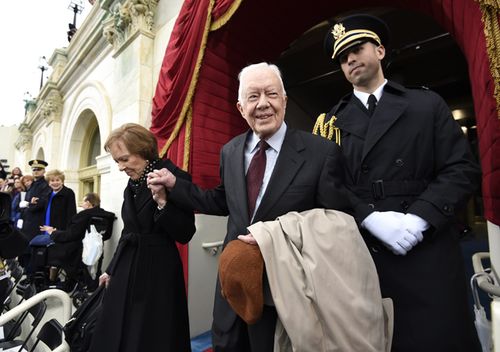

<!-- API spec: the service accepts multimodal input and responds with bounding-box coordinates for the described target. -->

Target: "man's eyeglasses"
[31,168,43,171]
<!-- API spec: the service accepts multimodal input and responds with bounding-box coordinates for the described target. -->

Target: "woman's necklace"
[129,159,160,195]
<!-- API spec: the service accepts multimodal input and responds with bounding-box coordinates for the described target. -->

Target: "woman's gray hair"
[237,62,287,103]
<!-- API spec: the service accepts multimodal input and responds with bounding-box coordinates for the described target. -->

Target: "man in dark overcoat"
[21,160,51,239]
[18,159,51,271]
[148,62,349,352]
[315,14,482,352]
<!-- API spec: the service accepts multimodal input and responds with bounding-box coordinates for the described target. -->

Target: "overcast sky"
[0,1,91,127]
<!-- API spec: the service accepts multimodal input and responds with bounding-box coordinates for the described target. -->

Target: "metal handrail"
[0,289,72,352]
[201,240,224,256]
[201,240,224,249]
[472,252,500,297]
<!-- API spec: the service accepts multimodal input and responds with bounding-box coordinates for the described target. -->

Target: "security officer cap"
[324,14,390,60]
[28,159,48,169]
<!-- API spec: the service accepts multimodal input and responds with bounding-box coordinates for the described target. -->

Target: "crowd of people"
[1,13,483,352]
[0,157,114,294]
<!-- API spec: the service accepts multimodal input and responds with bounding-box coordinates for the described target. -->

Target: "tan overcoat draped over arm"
[249,208,393,352]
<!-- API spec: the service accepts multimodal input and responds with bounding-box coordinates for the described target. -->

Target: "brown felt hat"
[218,240,264,325]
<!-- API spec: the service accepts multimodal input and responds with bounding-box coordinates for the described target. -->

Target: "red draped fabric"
[150,0,242,290]
[151,0,500,285]
[151,0,212,155]
[399,0,500,225]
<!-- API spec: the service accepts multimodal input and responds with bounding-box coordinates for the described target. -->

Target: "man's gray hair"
[237,62,287,103]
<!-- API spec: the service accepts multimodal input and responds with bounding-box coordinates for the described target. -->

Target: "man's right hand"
[361,211,420,255]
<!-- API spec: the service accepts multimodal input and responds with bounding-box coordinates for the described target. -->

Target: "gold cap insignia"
[332,23,346,40]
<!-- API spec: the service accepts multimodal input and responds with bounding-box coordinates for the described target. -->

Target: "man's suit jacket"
[170,127,349,332]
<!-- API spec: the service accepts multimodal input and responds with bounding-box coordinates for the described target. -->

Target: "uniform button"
[368,203,375,209]
[400,201,409,211]
[443,204,454,213]
[361,164,369,173]
[395,158,404,167]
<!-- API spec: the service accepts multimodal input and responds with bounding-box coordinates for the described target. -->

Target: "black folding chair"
[0,298,46,351]
[29,318,64,351]
[2,262,24,309]
[0,284,42,345]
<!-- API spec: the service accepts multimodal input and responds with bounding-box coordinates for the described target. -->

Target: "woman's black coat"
[89,159,196,352]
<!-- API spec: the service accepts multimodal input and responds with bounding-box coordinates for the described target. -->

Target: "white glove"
[402,213,429,243]
[362,211,418,255]
[19,200,29,208]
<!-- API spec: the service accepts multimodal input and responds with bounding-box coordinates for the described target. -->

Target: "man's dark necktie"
[247,140,269,218]
[367,94,377,116]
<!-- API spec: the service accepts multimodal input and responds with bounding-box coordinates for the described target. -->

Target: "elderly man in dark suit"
[315,14,481,352]
[148,62,349,352]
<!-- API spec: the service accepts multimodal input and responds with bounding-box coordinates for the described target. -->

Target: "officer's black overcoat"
[326,80,481,352]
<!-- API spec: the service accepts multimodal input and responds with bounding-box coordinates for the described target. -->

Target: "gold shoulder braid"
[313,113,341,146]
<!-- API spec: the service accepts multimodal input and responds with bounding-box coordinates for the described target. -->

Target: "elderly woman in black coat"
[89,123,196,352]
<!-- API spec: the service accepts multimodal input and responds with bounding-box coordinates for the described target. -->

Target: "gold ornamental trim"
[183,106,193,171]
[476,0,500,118]
[313,113,341,146]
[210,0,243,31]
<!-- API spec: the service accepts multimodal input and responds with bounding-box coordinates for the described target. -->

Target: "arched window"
[36,148,45,161]
[78,116,101,199]
[87,128,101,167]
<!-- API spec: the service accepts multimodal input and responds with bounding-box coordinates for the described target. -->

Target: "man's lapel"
[361,90,408,160]
[335,95,370,139]
[254,129,305,221]
[226,133,252,224]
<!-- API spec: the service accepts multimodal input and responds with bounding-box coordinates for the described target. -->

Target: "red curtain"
[151,0,211,153]
[415,0,500,225]
[150,0,240,154]
[150,0,242,291]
